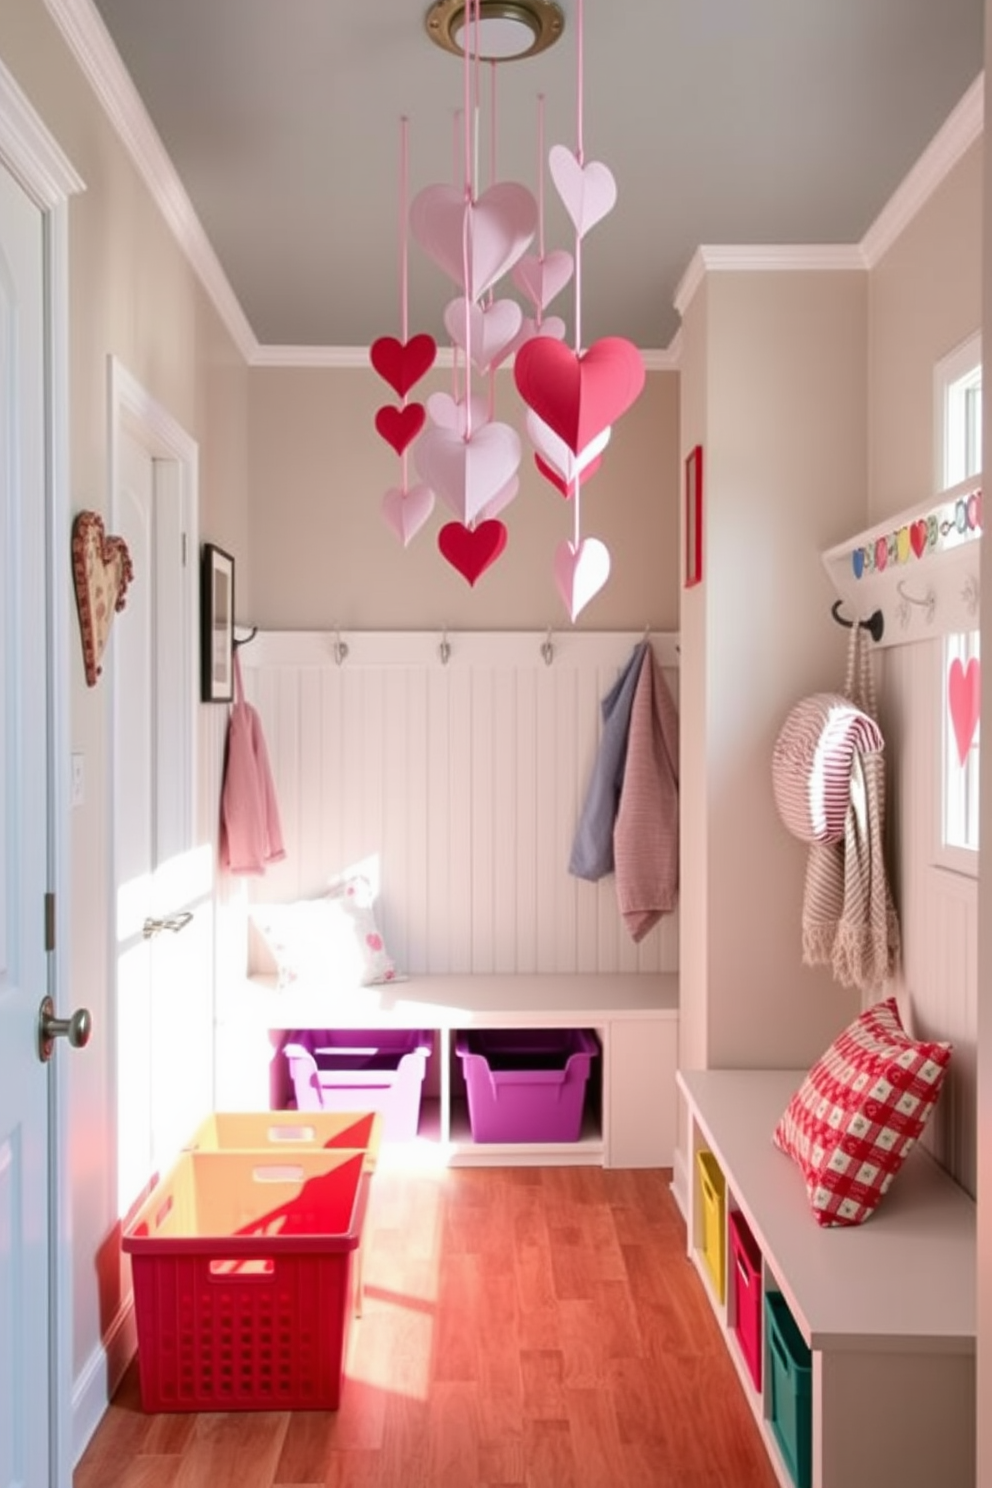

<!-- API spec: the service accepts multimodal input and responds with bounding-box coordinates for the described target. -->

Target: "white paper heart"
[548,146,618,238]
[444,296,523,372]
[554,537,611,622]
[511,249,574,313]
[495,313,567,370]
[381,483,435,547]
[526,410,612,485]
[415,420,522,526]
[426,390,490,434]
[476,473,519,523]
[410,181,537,301]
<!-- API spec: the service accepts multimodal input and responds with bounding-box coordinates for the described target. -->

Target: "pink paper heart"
[374,402,426,456]
[369,334,437,397]
[535,452,602,498]
[526,410,611,485]
[426,390,490,434]
[414,420,522,526]
[948,656,981,765]
[554,538,611,622]
[511,250,574,313]
[443,296,523,372]
[548,146,618,237]
[381,483,435,547]
[495,313,567,370]
[514,336,645,456]
[410,182,537,301]
[477,473,519,522]
[438,520,508,587]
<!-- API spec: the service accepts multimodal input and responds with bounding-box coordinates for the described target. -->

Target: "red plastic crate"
[728,1207,763,1392]
[121,1149,368,1412]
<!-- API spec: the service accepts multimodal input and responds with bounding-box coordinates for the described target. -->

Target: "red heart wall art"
[369,334,437,398]
[514,336,646,457]
[375,403,426,456]
[438,520,508,587]
[948,656,981,765]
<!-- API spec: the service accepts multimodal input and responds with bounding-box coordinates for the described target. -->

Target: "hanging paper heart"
[948,656,981,765]
[71,510,135,687]
[554,537,611,622]
[515,336,646,456]
[477,474,519,523]
[535,452,603,498]
[375,402,426,456]
[511,249,574,313]
[548,145,618,238]
[495,313,567,370]
[910,519,928,558]
[369,334,437,398]
[526,410,611,485]
[443,296,523,373]
[415,420,522,526]
[438,520,508,586]
[409,182,537,301]
[426,390,490,434]
[381,483,435,547]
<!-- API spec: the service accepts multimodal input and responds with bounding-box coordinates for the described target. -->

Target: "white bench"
[215,971,678,1167]
[678,1068,976,1488]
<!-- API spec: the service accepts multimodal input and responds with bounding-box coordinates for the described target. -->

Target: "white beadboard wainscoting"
[236,629,680,979]
[881,638,977,1195]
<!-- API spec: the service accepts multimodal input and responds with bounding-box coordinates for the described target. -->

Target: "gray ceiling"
[90,0,984,352]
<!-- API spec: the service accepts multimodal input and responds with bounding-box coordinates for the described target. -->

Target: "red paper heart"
[948,656,981,765]
[369,334,437,398]
[513,336,646,456]
[910,519,928,558]
[437,520,507,586]
[534,452,603,498]
[375,402,426,456]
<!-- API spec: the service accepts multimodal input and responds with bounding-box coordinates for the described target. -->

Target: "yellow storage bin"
[696,1148,726,1303]
[183,1110,382,1171]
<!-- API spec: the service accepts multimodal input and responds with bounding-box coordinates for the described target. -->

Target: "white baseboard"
[72,1296,136,1466]
[670,1143,689,1223]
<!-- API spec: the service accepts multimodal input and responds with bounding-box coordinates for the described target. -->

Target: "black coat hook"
[830,600,884,644]
[233,625,258,649]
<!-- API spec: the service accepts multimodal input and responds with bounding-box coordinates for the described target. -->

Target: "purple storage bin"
[454,1028,599,1143]
[282,1029,431,1141]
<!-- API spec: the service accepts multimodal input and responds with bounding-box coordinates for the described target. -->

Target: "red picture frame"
[685,444,703,587]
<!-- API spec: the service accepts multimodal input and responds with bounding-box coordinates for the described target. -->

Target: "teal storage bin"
[764,1291,812,1488]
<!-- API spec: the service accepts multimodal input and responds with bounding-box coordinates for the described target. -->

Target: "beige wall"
[0,0,249,1421]
[247,365,679,631]
[868,139,983,525]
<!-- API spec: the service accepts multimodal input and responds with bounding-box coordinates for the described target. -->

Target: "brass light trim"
[425,0,565,62]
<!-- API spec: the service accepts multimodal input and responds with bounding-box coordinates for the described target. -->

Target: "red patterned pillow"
[773,998,951,1227]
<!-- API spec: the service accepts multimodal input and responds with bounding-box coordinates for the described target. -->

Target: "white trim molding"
[251,341,681,372]
[0,52,84,206]
[674,243,865,319]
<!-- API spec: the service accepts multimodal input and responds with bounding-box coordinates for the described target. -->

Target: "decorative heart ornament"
[948,656,981,765]
[415,421,521,526]
[910,519,928,558]
[71,510,135,687]
[438,520,508,586]
[514,336,646,456]
[375,402,426,456]
[535,452,603,498]
[851,548,865,579]
[409,182,537,301]
[426,390,490,433]
[381,484,435,547]
[896,526,911,563]
[476,474,519,523]
[554,537,611,622]
[495,313,567,370]
[548,146,618,237]
[369,334,437,398]
[526,410,611,486]
[444,296,523,373]
[511,249,574,312]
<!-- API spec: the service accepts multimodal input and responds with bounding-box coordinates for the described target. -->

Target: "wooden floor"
[74,1161,778,1488]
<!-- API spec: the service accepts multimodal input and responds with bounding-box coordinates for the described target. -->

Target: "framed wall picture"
[685,444,703,588]
[201,543,235,702]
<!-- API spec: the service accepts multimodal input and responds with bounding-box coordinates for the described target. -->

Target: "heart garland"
[71,510,134,687]
[438,519,508,587]
[370,333,437,399]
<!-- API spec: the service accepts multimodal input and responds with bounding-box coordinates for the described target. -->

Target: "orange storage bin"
[183,1110,382,1171]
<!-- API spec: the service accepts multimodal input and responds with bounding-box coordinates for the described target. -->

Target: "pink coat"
[220,652,286,874]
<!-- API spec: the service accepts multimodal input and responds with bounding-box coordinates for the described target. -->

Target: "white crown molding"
[252,340,680,372]
[673,243,865,318]
[861,71,984,268]
[0,52,84,206]
[43,0,258,362]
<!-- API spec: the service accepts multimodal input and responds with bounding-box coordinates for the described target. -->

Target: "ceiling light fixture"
[425,0,564,63]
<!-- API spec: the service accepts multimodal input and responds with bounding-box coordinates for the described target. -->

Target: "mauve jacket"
[220,652,286,875]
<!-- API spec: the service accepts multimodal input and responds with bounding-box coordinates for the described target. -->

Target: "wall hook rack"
[233,624,257,649]
[830,600,884,643]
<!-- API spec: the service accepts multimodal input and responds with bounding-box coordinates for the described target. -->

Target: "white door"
[0,159,53,1488]
[112,404,210,1218]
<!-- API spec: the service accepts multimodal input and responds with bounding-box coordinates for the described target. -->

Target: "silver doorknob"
[38,995,92,1064]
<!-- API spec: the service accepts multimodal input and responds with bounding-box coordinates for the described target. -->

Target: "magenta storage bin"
[728,1207,763,1392]
[454,1028,599,1143]
[282,1029,431,1141]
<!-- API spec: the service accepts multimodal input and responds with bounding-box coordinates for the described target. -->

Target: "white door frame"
[0,56,84,1488]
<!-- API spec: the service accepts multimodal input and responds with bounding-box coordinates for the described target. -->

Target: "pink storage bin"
[282,1029,431,1141]
[728,1206,763,1392]
[454,1028,599,1143]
